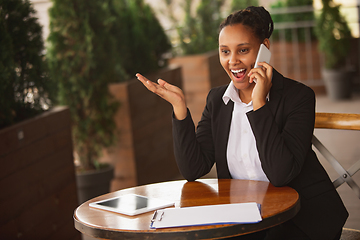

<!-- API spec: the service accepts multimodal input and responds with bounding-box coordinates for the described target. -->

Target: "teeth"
[231,69,245,73]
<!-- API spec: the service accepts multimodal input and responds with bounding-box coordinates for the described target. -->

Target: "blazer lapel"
[267,69,284,116]
[215,99,233,179]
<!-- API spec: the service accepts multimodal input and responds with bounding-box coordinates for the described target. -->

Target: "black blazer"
[172,70,348,240]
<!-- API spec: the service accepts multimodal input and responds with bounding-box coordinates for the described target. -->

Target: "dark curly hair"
[219,6,274,43]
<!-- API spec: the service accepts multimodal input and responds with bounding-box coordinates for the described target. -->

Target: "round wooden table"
[74,179,300,239]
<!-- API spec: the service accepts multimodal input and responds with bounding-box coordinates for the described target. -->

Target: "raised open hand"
[136,73,188,120]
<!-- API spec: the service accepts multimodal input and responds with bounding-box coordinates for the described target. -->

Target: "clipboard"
[150,202,262,229]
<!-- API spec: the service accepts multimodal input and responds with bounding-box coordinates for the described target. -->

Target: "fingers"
[136,73,169,90]
[158,79,184,96]
[136,73,153,90]
[135,73,149,84]
[255,62,273,80]
[136,73,165,97]
[248,68,265,84]
[136,73,185,104]
[248,62,273,83]
[136,74,155,92]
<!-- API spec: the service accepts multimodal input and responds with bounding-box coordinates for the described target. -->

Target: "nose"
[228,53,239,65]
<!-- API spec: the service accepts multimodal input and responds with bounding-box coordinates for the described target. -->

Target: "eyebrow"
[219,43,251,47]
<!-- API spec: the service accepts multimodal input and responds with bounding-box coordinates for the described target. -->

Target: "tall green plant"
[47,0,124,170]
[47,0,171,170]
[315,0,352,69]
[0,0,53,129]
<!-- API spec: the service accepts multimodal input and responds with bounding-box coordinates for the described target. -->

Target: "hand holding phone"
[253,44,271,83]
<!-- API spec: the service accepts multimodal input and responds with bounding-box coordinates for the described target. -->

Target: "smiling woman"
[137,6,348,240]
[218,23,271,106]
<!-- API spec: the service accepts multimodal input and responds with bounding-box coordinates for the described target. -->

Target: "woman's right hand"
[136,73,188,120]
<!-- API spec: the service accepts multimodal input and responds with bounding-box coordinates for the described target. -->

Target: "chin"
[232,79,253,90]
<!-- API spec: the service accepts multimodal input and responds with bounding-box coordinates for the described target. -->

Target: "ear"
[263,38,270,50]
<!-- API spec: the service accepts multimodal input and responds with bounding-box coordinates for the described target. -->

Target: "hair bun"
[246,6,273,39]
[219,6,274,41]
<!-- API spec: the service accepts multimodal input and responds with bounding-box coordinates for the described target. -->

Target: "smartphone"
[254,44,271,68]
[253,44,271,83]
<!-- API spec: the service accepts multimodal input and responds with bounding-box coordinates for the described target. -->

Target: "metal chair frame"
[312,113,360,199]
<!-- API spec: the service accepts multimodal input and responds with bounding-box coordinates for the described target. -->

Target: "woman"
[136,6,348,240]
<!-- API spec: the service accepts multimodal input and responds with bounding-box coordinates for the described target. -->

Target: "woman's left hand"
[248,62,273,111]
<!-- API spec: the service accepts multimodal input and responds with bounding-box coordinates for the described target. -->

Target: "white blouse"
[222,82,269,182]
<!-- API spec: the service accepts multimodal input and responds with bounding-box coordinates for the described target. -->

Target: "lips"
[231,69,246,79]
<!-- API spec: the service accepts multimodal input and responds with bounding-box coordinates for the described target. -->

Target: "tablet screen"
[89,194,174,216]
[96,195,148,209]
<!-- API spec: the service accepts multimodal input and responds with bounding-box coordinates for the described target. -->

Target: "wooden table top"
[74,179,300,240]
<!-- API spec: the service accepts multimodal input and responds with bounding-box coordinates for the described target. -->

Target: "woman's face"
[219,23,262,91]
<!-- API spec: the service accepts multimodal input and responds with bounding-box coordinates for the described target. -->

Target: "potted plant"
[47,0,125,203]
[102,0,182,188]
[0,1,79,239]
[0,0,54,128]
[47,0,176,199]
[315,0,353,100]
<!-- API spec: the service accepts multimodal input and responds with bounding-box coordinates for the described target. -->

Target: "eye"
[239,48,249,54]
[221,49,229,54]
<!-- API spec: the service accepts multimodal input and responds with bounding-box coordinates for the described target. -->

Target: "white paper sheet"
[150,202,262,229]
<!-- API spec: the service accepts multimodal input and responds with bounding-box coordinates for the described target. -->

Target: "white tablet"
[89,194,174,216]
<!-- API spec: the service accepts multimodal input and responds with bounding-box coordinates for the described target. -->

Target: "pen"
[151,211,158,223]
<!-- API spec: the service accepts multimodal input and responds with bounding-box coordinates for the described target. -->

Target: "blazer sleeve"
[247,80,316,187]
[172,95,216,181]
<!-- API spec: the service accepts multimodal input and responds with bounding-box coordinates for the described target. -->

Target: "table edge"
[74,196,300,239]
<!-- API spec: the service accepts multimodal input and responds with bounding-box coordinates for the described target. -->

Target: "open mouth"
[231,69,246,79]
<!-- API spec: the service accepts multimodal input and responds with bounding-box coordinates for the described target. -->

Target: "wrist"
[253,98,266,111]
[173,104,187,120]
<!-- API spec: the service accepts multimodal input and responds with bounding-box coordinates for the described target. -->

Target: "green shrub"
[47,0,171,170]
[0,0,53,129]
[315,0,352,69]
